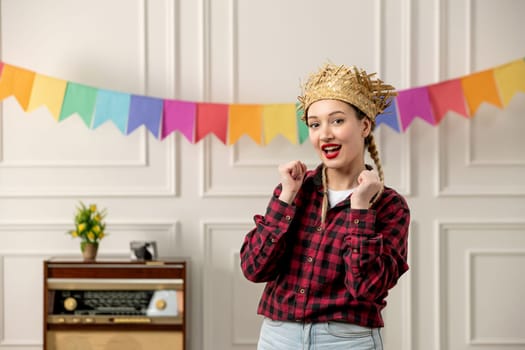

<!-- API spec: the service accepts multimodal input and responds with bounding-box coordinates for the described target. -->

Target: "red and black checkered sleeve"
[343,188,410,300]
[240,185,296,282]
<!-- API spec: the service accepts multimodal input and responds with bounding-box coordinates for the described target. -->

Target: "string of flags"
[0,58,524,145]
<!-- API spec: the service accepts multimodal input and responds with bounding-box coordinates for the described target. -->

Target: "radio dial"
[156,299,167,310]
[64,297,78,311]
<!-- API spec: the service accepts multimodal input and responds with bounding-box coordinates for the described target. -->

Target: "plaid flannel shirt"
[240,164,410,328]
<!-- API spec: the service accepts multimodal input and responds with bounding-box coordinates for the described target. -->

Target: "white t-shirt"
[327,188,353,208]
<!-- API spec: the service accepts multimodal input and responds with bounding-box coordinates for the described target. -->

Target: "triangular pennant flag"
[461,69,502,115]
[0,62,4,77]
[427,78,469,123]
[127,95,163,138]
[375,98,401,132]
[93,89,130,134]
[195,103,229,144]
[162,100,197,142]
[397,86,436,131]
[228,104,263,145]
[263,104,298,144]
[59,82,98,127]
[0,64,36,111]
[296,103,309,144]
[493,59,525,106]
[26,74,67,119]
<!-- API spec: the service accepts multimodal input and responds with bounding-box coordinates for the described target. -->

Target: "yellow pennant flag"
[263,104,298,144]
[461,69,502,115]
[27,74,67,119]
[228,104,263,145]
[493,59,525,107]
[0,64,36,111]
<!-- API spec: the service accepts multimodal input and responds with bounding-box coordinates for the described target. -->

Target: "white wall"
[1,0,524,349]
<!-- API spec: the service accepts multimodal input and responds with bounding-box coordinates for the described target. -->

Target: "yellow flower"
[68,202,108,244]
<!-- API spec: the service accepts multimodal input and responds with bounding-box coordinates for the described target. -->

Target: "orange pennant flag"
[461,69,502,115]
[27,74,67,119]
[228,104,263,145]
[263,104,298,144]
[493,59,525,107]
[0,64,36,111]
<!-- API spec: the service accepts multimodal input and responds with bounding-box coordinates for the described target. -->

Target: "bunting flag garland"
[0,57,524,145]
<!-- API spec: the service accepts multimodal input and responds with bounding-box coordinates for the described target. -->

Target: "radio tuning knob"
[155,299,167,310]
[64,297,77,311]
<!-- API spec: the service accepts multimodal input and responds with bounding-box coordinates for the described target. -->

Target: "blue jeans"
[257,318,383,350]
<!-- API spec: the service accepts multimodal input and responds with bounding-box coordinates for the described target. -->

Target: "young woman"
[240,63,410,350]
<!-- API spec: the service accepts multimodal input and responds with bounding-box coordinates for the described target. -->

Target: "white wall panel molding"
[435,221,525,350]
[0,136,177,197]
[202,221,262,350]
[0,221,179,254]
[466,249,525,345]
[0,0,179,198]
[436,89,525,194]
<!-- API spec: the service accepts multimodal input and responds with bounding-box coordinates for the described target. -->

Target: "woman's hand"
[351,170,383,209]
[278,160,307,204]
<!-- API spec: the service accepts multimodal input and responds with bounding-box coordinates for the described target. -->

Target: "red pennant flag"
[195,103,229,144]
[428,78,469,123]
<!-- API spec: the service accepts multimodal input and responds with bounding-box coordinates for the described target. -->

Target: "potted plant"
[67,202,108,260]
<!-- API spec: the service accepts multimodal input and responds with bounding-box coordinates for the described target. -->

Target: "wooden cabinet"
[43,257,188,350]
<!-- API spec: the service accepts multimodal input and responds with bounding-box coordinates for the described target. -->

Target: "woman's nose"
[319,125,333,142]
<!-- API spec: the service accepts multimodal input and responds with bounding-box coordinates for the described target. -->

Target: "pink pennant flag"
[428,79,469,123]
[162,100,197,142]
[397,86,436,131]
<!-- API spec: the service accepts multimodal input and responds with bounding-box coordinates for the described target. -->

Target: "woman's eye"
[308,122,320,129]
[333,118,345,125]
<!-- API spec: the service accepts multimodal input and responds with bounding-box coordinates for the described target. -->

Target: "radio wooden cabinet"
[43,257,188,350]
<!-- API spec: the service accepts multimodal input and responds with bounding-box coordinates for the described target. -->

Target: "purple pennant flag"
[375,98,400,132]
[397,86,436,131]
[162,100,197,141]
[127,95,163,138]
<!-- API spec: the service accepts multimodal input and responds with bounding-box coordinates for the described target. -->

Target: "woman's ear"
[362,117,372,137]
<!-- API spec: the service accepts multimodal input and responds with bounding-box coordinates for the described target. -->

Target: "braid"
[321,165,328,225]
[366,133,384,183]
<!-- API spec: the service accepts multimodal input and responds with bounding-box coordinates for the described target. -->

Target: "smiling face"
[307,99,371,172]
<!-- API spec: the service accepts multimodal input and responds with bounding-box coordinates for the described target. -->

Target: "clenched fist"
[351,170,383,209]
[278,160,307,204]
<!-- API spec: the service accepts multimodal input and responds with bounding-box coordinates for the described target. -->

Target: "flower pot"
[81,242,99,261]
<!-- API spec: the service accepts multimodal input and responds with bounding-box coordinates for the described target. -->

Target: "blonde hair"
[319,108,384,225]
[299,63,393,224]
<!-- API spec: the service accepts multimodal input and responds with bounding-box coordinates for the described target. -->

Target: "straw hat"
[298,63,397,121]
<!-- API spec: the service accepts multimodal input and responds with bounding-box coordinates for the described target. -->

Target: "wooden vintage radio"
[43,257,188,350]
